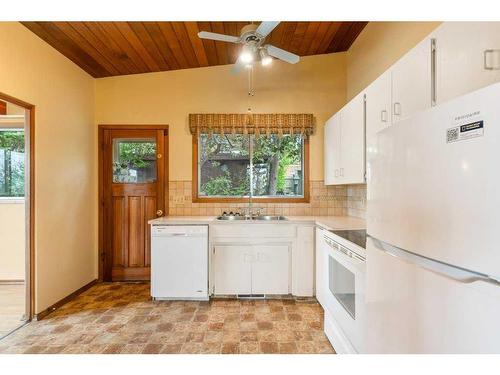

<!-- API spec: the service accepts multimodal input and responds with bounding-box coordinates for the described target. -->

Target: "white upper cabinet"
[365,70,392,140]
[391,37,433,123]
[340,93,366,184]
[324,93,365,185]
[324,111,341,185]
[433,22,500,104]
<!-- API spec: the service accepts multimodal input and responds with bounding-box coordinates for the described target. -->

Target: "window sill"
[0,197,25,204]
[193,196,310,204]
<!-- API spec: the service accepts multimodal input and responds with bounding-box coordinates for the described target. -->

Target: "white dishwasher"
[151,225,209,300]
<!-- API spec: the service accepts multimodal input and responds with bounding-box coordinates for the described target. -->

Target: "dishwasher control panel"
[152,225,208,236]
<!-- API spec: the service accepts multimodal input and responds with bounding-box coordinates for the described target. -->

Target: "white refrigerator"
[365,82,500,353]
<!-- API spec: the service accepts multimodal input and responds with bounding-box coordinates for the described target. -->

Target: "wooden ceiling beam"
[84,21,138,74]
[184,22,209,68]
[197,22,218,66]
[157,22,190,69]
[142,22,179,70]
[210,22,229,66]
[22,21,106,77]
[114,22,162,72]
[127,22,170,71]
[171,22,200,69]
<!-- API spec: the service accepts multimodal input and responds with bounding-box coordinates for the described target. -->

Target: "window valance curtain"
[189,113,315,137]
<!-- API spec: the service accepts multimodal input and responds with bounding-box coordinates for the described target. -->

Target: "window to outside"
[0,129,25,197]
[197,134,305,199]
[112,138,157,183]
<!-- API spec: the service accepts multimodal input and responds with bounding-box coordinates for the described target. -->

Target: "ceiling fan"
[198,22,300,73]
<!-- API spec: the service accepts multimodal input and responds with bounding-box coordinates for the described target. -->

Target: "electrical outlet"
[173,196,185,204]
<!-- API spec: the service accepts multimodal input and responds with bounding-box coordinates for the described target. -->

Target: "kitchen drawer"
[211,224,296,238]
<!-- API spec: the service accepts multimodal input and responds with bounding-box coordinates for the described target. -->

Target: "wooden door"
[102,128,167,281]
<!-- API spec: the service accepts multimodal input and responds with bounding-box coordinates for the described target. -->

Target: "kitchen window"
[193,133,309,202]
[0,129,25,198]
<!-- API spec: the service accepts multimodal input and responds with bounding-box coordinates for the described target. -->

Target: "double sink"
[216,215,288,221]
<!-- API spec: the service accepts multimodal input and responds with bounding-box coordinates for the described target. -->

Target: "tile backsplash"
[347,184,367,219]
[168,180,367,218]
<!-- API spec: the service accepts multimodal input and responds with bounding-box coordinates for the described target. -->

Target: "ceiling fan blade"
[231,56,246,75]
[256,21,280,38]
[198,31,239,43]
[266,45,300,64]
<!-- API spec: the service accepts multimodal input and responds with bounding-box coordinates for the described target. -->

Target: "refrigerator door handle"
[368,235,500,285]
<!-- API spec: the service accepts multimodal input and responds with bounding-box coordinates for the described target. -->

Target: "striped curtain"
[189,113,315,137]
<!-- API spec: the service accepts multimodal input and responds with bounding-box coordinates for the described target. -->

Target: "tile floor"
[0,282,335,354]
[0,283,26,338]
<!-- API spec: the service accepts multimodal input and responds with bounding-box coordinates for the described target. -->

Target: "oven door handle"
[368,235,500,285]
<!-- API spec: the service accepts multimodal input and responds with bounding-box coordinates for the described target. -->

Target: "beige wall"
[346,22,441,100]
[96,52,347,182]
[0,202,25,280]
[0,22,96,313]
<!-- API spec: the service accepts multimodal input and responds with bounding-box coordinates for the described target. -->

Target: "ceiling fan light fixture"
[240,45,254,64]
[260,48,272,66]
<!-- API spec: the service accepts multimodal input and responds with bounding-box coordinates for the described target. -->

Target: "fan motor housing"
[240,24,264,44]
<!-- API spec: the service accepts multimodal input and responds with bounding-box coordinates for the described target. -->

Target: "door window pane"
[113,138,157,183]
[0,130,25,197]
[198,134,250,197]
[329,255,356,319]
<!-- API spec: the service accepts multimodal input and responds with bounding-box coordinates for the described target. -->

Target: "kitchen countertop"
[148,215,365,231]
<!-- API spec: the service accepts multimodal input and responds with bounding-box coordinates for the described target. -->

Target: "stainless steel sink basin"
[216,215,248,220]
[253,215,288,221]
[216,215,288,221]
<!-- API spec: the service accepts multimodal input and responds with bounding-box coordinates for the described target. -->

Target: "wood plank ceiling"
[21,22,368,78]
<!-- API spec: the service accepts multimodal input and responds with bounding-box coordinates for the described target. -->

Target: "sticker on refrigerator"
[446,120,484,143]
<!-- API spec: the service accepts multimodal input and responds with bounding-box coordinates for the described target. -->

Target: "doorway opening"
[0,93,34,339]
[98,125,169,282]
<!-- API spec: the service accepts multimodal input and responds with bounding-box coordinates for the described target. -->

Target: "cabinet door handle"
[484,49,500,70]
[393,102,402,116]
[381,110,388,122]
[431,38,437,106]
[340,168,344,177]
[334,169,339,177]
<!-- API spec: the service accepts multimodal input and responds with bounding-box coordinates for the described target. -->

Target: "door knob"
[156,209,164,217]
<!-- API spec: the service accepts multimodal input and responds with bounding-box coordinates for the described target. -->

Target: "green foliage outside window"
[0,130,25,197]
[199,134,303,197]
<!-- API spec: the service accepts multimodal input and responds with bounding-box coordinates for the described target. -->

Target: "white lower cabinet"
[251,245,290,295]
[213,245,252,295]
[211,224,314,297]
[293,226,315,296]
[213,243,290,295]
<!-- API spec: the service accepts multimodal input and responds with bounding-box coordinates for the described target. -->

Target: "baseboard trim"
[0,279,25,285]
[35,279,98,321]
